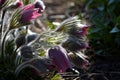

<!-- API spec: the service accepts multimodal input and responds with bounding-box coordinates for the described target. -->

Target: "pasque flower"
[20,4,41,22]
[0,0,5,4]
[80,26,89,36]
[15,1,23,8]
[22,4,34,11]
[9,4,42,29]
[34,0,45,13]
[20,9,41,22]
[48,46,72,73]
[62,37,88,52]
[0,0,6,8]
[15,33,26,48]
[20,46,34,60]
[69,25,89,37]
[68,53,89,69]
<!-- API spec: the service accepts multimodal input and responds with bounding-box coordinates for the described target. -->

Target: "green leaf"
[46,21,56,30]
[117,16,120,25]
[97,5,104,11]
[108,0,115,5]
[110,26,120,33]
[93,19,106,28]
[38,49,45,56]
[96,50,103,55]
[115,37,120,45]
[85,0,93,9]
[107,9,116,23]
[78,13,82,19]
[22,0,34,5]
[5,40,15,55]
[108,0,120,5]
[90,27,102,33]
[51,74,62,80]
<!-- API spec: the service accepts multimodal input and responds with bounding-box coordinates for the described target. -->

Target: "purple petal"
[20,9,41,22]
[22,4,34,11]
[48,46,72,72]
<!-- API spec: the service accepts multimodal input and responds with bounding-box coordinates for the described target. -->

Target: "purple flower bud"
[48,46,72,73]
[68,53,89,69]
[62,38,89,52]
[20,46,34,60]
[70,26,89,37]
[15,34,26,48]
[34,1,45,13]
[80,42,89,49]
[19,4,42,22]
[22,4,34,11]
[20,9,41,22]
[80,26,88,36]
[0,0,5,4]
[15,1,23,8]
[27,34,37,43]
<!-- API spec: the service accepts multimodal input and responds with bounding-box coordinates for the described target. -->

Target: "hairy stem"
[1,28,10,64]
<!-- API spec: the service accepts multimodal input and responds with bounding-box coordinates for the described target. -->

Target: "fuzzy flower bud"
[69,25,89,37]
[34,0,45,13]
[19,4,41,23]
[68,53,89,68]
[80,26,89,36]
[48,46,72,73]
[15,1,23,8]
[0,0,5,4]
[20,9,41,22]
[15,33,26,48]
[22,4,34,11]
[9,4,42,29]
[62,37,89,52]
[20,46,34,60]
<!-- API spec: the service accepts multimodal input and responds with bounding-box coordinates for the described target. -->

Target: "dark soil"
[86,55,120,80]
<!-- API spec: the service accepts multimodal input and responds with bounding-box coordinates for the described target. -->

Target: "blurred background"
[43,0,87,21]
[30,0,88,33]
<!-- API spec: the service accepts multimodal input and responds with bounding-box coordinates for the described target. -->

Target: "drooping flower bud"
[0,0,6,4]
[22,4,34,11]
[19,4,43,23]
[15,33,26,48]
[20,8,41,22]
[69,25,89,37]
[15,58,52,77]
[9,4,42,30]
[62,37,89,52]
[48,46,72,73]
[26,34,37,43]
[80,26,89,36]
[80,42,89,49]
[0,0,7,9]
[68,53,89,69]
[20,46,34,60]
[34,0,45,13]
[15,1,23,8]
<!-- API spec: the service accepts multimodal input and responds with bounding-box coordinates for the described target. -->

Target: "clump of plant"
[86,0,120,56]
[0,0,89,80]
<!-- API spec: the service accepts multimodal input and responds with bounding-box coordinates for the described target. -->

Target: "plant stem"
[0,10,6,43]
[1,29,10,63]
